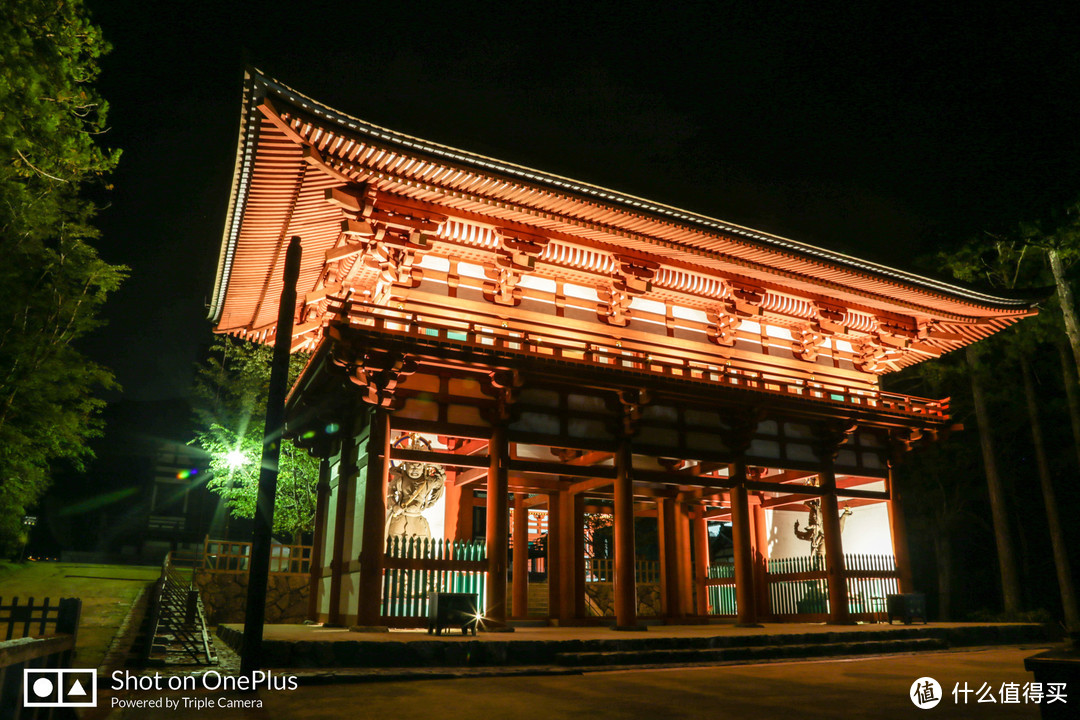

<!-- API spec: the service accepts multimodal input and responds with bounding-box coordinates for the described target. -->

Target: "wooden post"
[887,467,914,593]
[820,466,852,624]
[573,493,586,619]
[443,478,473,541]
[307,457,331,621]
[327,436,353,627]
[659,498,680,617]
[512,493,529,618]
[730,463,760,626]
[241,235,301,674]
[356,407,389,628]
[675,502,694,617]
[557,490,581,623]
[751,497,770,619]
[692,508,708,615]
[613,438,639,629]
[546,491,562,619]
[485,424,510,628]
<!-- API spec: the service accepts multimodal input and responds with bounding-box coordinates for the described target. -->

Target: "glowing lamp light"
[225,450,248,469]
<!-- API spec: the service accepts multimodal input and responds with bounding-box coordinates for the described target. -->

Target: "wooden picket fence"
[844,553,899,617]
[705,563,737,615]
[381,536,487,627]
[1,597,81,641]
[768,555,830,616]
[766,553,899,619]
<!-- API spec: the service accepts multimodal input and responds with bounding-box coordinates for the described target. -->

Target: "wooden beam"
[325,240,366,264]
[509,458,618,479]
[390,446,489,469]
[568,476,614,495]
[305,282,343,306]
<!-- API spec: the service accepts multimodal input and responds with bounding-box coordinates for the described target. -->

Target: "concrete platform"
[218,621,1055,670]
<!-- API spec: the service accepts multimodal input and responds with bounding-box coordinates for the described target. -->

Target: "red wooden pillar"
[820,466,852,624]
[557,490,582,623]
[443,478,473,542]
[692,508,709,615]
[485,424,510,628]
[613,438,639,629]
[730,461,760,626]
[546,492,562,619]
[327,434,354,626]
[356,407,389,627]
[751,496,771,619]
[887,467,914,593]
[658,498,681,617]
[307,457,331,621]
[675,502,694,616]
[512,494,529,619]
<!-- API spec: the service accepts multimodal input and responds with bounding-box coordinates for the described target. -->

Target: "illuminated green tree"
[0,0,125,550]
[192,337,318,542]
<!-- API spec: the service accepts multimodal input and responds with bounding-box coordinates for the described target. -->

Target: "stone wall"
[194,570,310,625]
[583,582,661,617]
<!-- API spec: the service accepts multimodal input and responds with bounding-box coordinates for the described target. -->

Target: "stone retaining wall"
[194,570,309,625]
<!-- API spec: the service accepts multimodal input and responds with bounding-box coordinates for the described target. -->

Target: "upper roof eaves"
[237,68,1037,315]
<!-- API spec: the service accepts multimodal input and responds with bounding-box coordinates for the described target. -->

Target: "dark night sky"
[80,0,1080,403]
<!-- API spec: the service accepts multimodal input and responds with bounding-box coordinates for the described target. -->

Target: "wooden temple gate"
[208,71,1038,631]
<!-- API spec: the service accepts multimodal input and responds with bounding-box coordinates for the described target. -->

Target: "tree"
[939,235,1078,629]
[192,337,318,542]
[0,0,125,550]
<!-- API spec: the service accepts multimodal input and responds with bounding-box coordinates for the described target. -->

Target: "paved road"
[93,646,1055,719]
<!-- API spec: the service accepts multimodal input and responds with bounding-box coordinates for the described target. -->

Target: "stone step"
[555,637,949,667]
[217,622,1054,670]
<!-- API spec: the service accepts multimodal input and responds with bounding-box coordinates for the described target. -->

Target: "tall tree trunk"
[966,345,1022,613]
[934,530,952,621]
[1020,353,1080,633]
[1058,342,1080,473]
[1048,248,1080,382]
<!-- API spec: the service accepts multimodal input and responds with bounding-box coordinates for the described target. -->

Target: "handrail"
[331,299,950,419]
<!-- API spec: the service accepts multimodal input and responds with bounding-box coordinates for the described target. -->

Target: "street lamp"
[19,515,36,562]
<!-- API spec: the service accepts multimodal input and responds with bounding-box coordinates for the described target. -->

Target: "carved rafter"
[811,419,858,462]
[614,255,658,294]
[615,388,650,437]
[322,184,443,298]
[706,303,741,346]
[595,256,659,326]
[729,283,764,317]
[791,322,826,362]
[855,337,888,373]
[479,370,522,423]
[483,264,522,306]
[331,348,417,408]
[596,283,633,326]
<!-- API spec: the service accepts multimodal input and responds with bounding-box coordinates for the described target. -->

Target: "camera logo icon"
[23,669,97,708]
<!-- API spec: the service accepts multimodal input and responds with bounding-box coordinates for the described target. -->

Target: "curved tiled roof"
[210,68,1036,358]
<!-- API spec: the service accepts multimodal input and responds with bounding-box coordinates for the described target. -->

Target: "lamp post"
[19,515,37,562]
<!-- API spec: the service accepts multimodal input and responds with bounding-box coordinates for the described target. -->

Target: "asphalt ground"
[85,645,1058,719]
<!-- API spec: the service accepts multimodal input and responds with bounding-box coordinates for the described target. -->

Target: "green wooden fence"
[381,536,487,622]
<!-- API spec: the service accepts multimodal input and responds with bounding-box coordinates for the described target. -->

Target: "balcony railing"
[330,299,950,419]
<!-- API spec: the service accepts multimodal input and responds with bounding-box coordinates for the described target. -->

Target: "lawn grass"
[1,561,159,668]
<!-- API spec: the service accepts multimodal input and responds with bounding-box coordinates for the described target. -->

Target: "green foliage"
[192,337,318,541]
[0,1,125,550]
